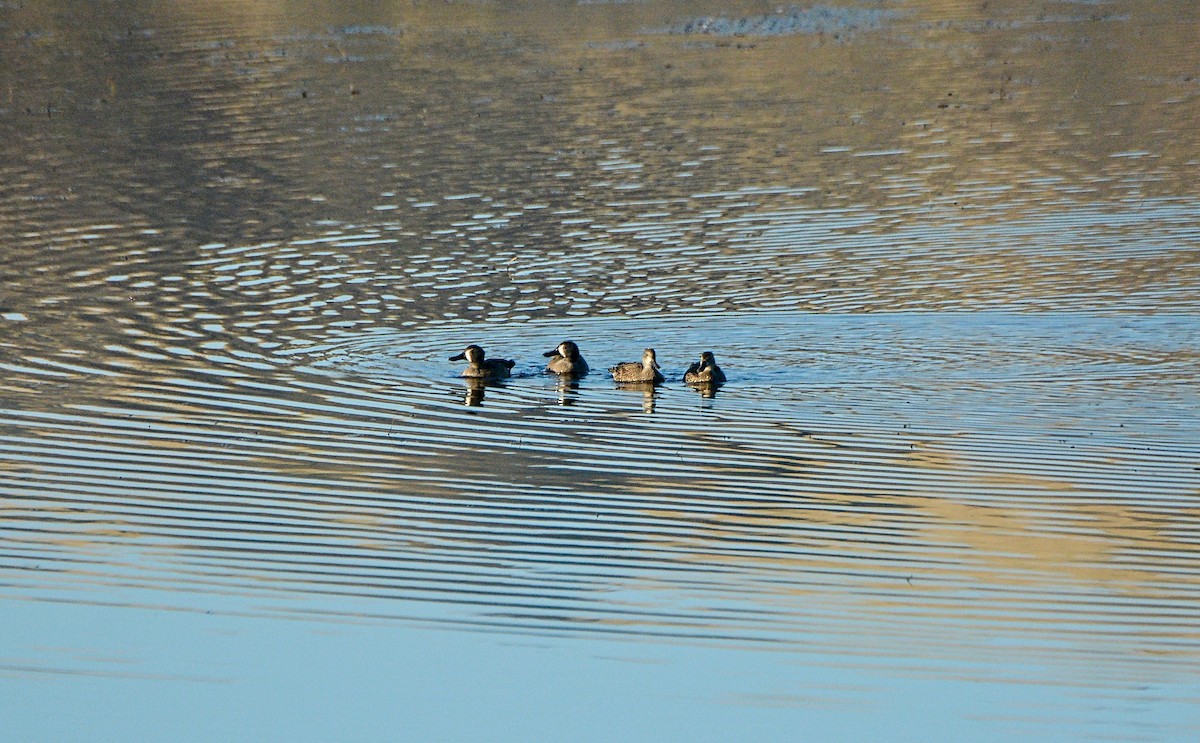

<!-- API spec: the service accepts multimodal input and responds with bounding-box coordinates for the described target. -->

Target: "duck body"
[450,345,515,379]
[544,340,589,377]
[610,348,665,384]
[684,351,726,385]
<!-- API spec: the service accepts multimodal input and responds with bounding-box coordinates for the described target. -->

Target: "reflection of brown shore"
[4,0,1199,337]
[626,424,1200,621]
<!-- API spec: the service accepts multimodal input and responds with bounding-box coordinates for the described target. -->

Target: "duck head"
[450,345,485,364]
[544,340,581,360]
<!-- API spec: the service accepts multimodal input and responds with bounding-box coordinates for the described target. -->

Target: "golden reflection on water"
[2,1,1198,327]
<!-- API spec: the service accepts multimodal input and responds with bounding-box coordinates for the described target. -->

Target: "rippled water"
[3,1,1199,740]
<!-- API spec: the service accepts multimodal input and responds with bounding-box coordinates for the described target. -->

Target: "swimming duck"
[449,344,515,379]
[610,348,664,384]
[543,340,589,377]
[684,351,726,385]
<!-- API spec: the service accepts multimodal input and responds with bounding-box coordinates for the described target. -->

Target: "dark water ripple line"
[8,529,1193,643]
[9,512,1197,625]
[0,409,467,466]
[6,549,1197,668]
[7,471,1144,586]
[7,429,1190,568]
[6,368,1195,498]
[28,507,1175,593]
[16,539,641,605]
[3,518,725,585]
[3,476,957,562]
[3,539,892,626]
[5,478,935,556]
[5,370,1195,506]
[4,566,1195,666]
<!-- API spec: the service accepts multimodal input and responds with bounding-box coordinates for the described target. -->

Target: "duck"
[684,351,726,385]
[449,344,515,379]
[610,348,664,384]
[543,340,589,377]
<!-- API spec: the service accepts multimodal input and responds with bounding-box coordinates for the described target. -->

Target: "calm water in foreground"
[2,1,1199,740]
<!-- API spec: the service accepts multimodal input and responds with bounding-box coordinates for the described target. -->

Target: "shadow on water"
[2,0,1200,740]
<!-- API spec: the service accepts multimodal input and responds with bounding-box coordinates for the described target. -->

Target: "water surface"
[2,1,1199,740]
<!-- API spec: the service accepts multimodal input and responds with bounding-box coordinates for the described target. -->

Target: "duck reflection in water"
[614,381,659,413]
[553,377,581,407]
[460,377,501,407]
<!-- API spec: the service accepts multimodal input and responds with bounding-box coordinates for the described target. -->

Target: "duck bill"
[449,352,466,361]
[542,349,560,358]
